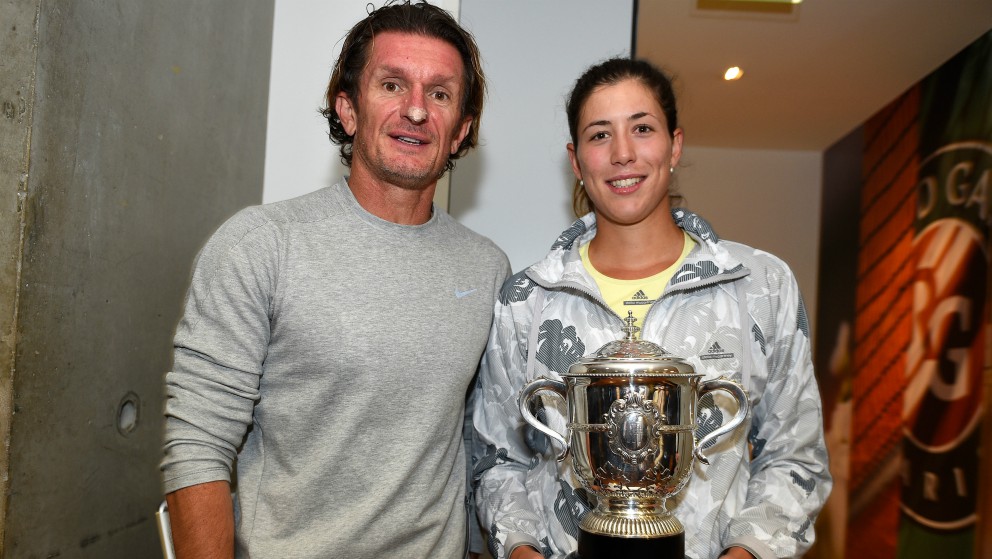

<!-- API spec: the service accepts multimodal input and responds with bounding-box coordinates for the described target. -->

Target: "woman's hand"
[720,547,757,559]
[509,546,544,559]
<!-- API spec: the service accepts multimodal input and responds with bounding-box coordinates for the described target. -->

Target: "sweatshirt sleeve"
[472,280,550,559]
[724,272,833,558]
[160,209,278,494]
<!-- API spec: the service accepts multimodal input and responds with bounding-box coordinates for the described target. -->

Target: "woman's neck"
[588,212,685,280]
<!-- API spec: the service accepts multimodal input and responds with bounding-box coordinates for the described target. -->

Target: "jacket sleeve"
[725,272,833,558]
[472,286,550,559]
[160,210,276,494]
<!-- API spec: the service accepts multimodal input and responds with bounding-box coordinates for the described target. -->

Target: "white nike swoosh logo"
[455,288,477,298]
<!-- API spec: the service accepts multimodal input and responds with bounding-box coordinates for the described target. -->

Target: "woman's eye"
[634,124,652,134]
[590,131,608,141]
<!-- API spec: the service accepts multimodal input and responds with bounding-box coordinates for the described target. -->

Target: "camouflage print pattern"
[472,210,831,559]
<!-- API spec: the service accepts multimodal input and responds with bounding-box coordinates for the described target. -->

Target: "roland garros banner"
[901,31,990,558]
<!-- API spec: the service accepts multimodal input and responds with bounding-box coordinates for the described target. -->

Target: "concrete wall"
[0,1,273,556]
[0,0,40,551]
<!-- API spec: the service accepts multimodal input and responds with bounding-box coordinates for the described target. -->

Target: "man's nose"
[404,88,428,124]
[406,105,427,123]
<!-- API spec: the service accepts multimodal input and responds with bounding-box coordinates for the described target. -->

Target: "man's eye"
[634,124,652,134]
[431,91,450,102]
[590,132,608,141]
[383,82,400,92]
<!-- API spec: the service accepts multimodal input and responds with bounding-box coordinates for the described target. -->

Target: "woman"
[472,58,831,559]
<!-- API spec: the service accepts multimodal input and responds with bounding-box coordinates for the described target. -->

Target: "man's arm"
[166,480,234,559]
[162,211,275,556]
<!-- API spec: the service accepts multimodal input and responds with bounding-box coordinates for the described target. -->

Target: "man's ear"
[450,116,473,155]
[335,93,358,136]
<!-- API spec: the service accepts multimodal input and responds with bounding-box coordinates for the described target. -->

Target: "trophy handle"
[693,377,750,465]
[518,377,570,461]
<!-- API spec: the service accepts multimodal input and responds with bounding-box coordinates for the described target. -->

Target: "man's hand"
[509,546,544,559]
[720,546,757,559]
[166,480,234,559]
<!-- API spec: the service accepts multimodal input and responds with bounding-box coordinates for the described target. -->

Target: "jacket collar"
[526,208,748,293]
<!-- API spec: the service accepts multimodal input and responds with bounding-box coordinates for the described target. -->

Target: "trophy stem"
[580,496,683,538]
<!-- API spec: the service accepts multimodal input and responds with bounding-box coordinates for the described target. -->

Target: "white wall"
[677,146,823,330]
[262,1,824,330]
[265,0,634,270]
[451,0,634,273]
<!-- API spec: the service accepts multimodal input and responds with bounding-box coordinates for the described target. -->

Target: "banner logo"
[902,142,990,529]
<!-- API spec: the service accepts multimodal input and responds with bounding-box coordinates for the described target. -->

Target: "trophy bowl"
[519,314,749,558]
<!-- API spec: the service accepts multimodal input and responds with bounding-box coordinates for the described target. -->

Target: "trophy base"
[576,528,685,559]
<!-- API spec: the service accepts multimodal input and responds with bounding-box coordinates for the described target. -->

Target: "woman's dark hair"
[320,1,485,173]
[565,58,681,217]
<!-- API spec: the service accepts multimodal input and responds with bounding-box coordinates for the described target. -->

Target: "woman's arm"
[472,286,550,558]
[724,273,832,558]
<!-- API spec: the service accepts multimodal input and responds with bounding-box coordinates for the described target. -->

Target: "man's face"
[336,31,472,191]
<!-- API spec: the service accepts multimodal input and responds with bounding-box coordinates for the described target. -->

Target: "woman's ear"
[670,128,684,169]
[567,143,583,182]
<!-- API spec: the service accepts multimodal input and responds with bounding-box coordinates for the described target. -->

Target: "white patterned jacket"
[472,209,831,559]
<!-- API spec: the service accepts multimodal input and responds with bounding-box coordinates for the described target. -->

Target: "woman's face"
[567,79,683,228]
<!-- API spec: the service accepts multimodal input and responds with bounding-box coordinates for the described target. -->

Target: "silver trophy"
[519,313,749,558]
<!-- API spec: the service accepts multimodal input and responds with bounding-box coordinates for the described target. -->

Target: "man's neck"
[346,166,437,225]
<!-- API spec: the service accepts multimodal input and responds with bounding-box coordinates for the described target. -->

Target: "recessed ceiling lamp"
[698,0,802,11]
[724,67,743,81]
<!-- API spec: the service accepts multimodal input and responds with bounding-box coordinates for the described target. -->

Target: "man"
[161,3,509,557]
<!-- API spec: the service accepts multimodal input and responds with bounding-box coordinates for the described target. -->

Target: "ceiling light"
[724,67,743,81]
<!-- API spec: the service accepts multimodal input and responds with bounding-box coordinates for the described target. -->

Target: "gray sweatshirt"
[162,180,509,558]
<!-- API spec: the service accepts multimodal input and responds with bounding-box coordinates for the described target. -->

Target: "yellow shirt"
[580,231,695,328]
